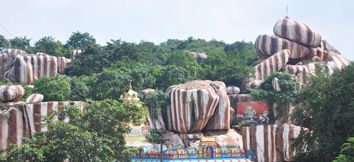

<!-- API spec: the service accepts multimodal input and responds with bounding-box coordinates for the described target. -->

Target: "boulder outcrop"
[249,17,350,88]
[165,80,230,134]
[0,101,83,149]
[241,123,302,162]
[0,49,70,84]
[0,85,25,102]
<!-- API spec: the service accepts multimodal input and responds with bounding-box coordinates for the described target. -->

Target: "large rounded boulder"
[0,85,25,102]
[165,80,230,134]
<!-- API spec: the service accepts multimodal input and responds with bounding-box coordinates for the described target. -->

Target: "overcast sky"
[1,0,353,60]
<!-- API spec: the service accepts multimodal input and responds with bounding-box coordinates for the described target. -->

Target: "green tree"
[104,40,143,61]
[138,41,169,65]
[66,40,158,76]
[250,72,297,122]
[333,136,354,162]
[0,35,10,50]
[0,100,147,161]
[142,90,167,119]
[155,65,196,90]
[201,44,257,87]
[34,36,69,57]
[70,75,92,101]
[65,44,106,76]
[66,31,96,49]
[0,143,44,161]
[292,64,354,162]
[145,128,162,144]
[33,75,71,101]
[9,36,32,52]
[88,63,159,100]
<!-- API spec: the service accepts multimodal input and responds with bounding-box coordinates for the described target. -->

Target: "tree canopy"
[0,35,10,50]
[292,64,354,162]
[9,36,32,52]
[33,36,69,57]
[0,99,146,161]
[65,31,96,49]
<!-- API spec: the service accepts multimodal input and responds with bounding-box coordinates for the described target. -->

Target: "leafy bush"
[70,75,92,101]
[155,65,197,90]
[21,85,34,101]
[293,64,354,162]
[250,72,296,104]
[33,75,71,101]
[1,99,147,161]
[142,90,167,119]
[145,128,162,144]
[333,136,354,162]
[88,63,159,100]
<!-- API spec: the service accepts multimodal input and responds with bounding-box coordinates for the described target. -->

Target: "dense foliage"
[249,72,297,122]
[0,100,146,161]
[33,76,71,101]
[142,90,167,119]
[0,33,259,160]
[292,64,354,162]
[333,136,354,162]
[1,33,257,90]
[145,128,163,144]
[33,36,70,57]
[250,72,297,104]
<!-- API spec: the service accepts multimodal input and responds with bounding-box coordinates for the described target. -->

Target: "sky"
[1,0,353,60]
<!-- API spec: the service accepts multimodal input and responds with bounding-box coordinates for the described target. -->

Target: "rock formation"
[241,123,301,162]
[0,48,70,84]
[25,94,44,104]
[0,85,25,102]
[165,80,230,134]
[0,101,83,150]
[184,51,208,63]
[249,17,350,88]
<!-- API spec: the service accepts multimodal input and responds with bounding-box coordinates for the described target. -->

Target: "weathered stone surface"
[241,123,302,162]
[165,80,230,133]
[284,63,317,86]
[206,129,243,148]
[0,85,25,102]
[162,131,185,149]
[272,77,281,91]
[25,94,44,104]
[141,88,155,95]
[178,132,204,147]
[0,105,26,150]
[227,86,240,95]
[249,18,350,90]
[310,47,329,61]
[185,51,207,63]
[0,49,70,84]
[322,40,341,54]
[0,101,83,149]
[0,48,27,55]
[0,52,18,79]
[273,17,322,48]
[254,49,289,80]
[328,52,350,70]
[255,34,312,59]
[146,113,165,130]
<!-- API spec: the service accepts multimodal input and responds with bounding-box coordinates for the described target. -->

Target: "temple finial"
[129,80,132,90]
[285,1,289,18]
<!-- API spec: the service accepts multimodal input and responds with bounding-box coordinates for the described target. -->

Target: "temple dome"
[120,82,140,101]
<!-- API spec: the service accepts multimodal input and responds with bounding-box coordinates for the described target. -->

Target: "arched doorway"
[204,146,214,158]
